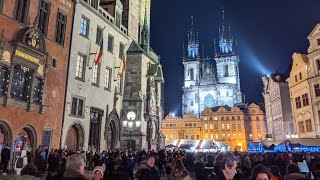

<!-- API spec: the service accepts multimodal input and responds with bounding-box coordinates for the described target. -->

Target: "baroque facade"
[182,14,242,117]
[262,71,295,141]
[162,103,266,151]
[0,0,74,169]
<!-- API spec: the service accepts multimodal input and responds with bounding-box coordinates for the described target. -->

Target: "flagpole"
[90,26,106,69]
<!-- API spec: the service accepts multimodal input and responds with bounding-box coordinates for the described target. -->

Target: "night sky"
[149,0,320,116]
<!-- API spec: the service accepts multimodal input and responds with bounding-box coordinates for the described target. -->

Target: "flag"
[121,58,126,80]
[94,39,103,65]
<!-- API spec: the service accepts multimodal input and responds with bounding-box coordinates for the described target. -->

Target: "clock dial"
[127,111,136,120]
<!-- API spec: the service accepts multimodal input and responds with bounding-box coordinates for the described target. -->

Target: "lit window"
[205,134,208,140]
[227,124,230,130]
[233,134,236,139]
[222,124,225,130]
[209,124,213,129]
[222,134,225,140]
[204,124,208,129]
[210,134,214,140]
[76,54,86,79]
[80,16,89,37]
[227,134,230,139]
[104,67,111,90]
[92,64,100,85]
[215,134,219,140]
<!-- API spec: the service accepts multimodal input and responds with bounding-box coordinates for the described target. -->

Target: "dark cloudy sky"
[150,0,320,116]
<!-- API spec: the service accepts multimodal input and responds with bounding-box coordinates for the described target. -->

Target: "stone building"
[262,70,295,141]
[121,0,165,150]
[201,106,247,151]
[60,0,129,151]
[245,103,267,142]
[306,23,320,138]
[162,112,202,142]
[288,53,314,138]
[0,0,74,168]
[182,12,242,117]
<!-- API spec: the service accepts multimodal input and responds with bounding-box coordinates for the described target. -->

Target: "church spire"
[187,16,199,58]
[217,8,235,56]
[141,7,149,53]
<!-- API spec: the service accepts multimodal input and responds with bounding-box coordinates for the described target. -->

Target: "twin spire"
[184,8,237,59]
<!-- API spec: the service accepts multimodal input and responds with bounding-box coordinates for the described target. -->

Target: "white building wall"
[62,1,129,151]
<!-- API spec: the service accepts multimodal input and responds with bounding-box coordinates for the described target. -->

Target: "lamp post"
[124,111,141,151]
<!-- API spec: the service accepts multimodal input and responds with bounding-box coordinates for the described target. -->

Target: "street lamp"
[125,111,136,151]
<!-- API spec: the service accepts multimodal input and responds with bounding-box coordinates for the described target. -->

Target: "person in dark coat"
[63,154,86,180]
[135,155,160,180]
[194,155,205,180]
[104,158,130,180]
[1,145,10,174]
[207,152,238,180]
[204,155,215,178]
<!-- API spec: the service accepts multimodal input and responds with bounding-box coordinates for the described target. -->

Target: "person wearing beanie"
[93,166,104,180]
[135,155,160,180]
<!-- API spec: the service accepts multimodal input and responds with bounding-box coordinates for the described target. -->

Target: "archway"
[106,120,117,150]
[13,125,36,164]
[65,123,84,151]
[0,121,12,153]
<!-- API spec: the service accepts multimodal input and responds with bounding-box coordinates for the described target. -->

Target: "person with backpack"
[14,149,28,175]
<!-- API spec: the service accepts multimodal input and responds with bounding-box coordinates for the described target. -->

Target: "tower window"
[55,10,67,45]
[52,58,57,68]
[14,0,30,24]
[190,100,194,106]
[224,65,228,76]
[189,69,194,80]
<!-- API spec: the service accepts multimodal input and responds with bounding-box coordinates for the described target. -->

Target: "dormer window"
[317,38,320,46]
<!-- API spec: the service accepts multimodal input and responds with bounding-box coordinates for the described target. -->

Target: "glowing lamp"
[122,120,128,127]
[128,121,133,128]
[135,120,141,127]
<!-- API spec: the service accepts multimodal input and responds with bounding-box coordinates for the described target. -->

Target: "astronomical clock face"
[127,111,136,120]
[204,94,214,108]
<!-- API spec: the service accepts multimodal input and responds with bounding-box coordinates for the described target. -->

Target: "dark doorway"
[106,120,116,150]
[89,108,103,150]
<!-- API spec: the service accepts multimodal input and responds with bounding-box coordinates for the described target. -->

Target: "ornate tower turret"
[141,7,150,53]
[187,16,199,58]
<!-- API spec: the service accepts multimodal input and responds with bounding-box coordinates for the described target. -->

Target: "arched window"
[224,65,228,76]
[190,100,194,106]
[185,135,189,139]
[191,135,194,140]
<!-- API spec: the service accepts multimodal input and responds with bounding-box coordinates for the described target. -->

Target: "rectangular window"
[90,0,98,9]
[237,116,240,120]
[215,124,218,130]
[190,69,194,80]
[226,116,229,120]
[14,0,30,24]
[238,124,241,130]
[55,10,67,45]
[317,59,320,71]
[204,124,208,129]
[221,116,224,121]
[196,135,199,140]
[315,84,320,97]
[221,124,225,130]
[104,67,111,90]
[210,134,214,140]
[232,116,235,120]
[298,121,305,133]
[76,54,86,80]
[306,119,313,132]
[302,93,309,106]
[0,65,8,96]
[0,0,3,13]
[71,97,84,117]
[80,16,89,37]
[51,58,57,69]
[33,78,43,104]
[107,34,114,53]
[92,64,100,85]
[204,134,208,140]
[317,39,320,46]
[222,134,225,140]
[227,134,230,139]
[209,124,213,129]
[295,75,298,82]
[295,97,302,109]
[233,134,236,139]
[215,134,219,140]
[226,124,230,130]
[10,65,32,101]
[115,11,121,28]
[38,0,51,36]
[232,124,236,130]
[96,26,103,44]
[299,72,302,80]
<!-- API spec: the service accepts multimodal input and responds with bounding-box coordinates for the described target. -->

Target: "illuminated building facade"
[182,11,242,117]
[262,70,295,141]
[245,103,267,142]
[0,0,74,169]
[201,106,247,151]
[306,23,320,138]
[162,112,202,142]
[288,53,314,138]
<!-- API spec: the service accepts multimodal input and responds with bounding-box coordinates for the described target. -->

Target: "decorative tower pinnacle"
[216,8,235,57]
[187,16,199,58]
[141,7,150,53]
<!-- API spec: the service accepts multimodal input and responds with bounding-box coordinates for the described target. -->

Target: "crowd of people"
[0,144,320,180]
